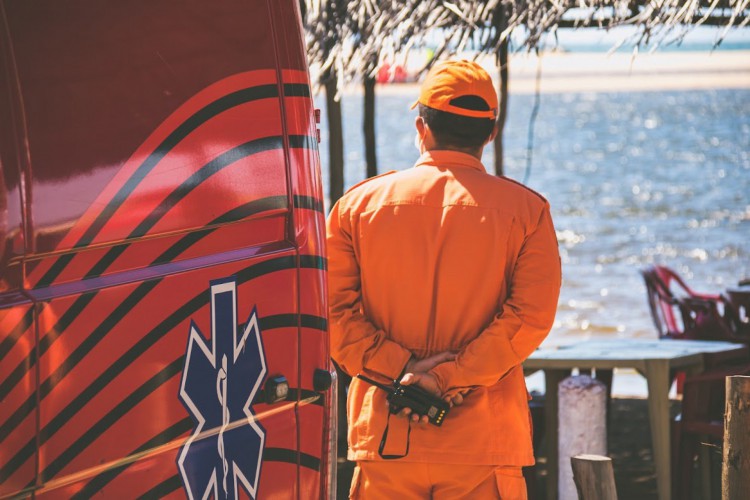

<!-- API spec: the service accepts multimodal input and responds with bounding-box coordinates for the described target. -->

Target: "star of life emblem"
[178,277,267,499]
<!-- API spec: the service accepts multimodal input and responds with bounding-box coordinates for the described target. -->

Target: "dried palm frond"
[303,0,748,91]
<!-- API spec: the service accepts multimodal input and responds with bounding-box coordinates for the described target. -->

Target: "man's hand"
[395,351,458,424]
[397,372,441,424]
[443,389,468,408]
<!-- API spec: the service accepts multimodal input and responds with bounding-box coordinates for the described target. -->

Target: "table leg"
[644,360,671,500]
[543,369,568,500]
[683,362,709,500]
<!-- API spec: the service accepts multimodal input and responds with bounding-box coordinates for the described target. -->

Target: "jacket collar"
[414,150,486,173]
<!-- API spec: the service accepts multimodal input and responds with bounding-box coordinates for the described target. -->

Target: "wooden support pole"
[363,76,377,179]
[571,455,618,500]
[493,38,509,177]
[324,76,344,205]
[723,375,750,500]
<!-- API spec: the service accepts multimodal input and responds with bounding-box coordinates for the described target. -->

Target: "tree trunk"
[494,38,509,177]
[363,76,378,178]
[325,77,344,205]
[723,375,750,499]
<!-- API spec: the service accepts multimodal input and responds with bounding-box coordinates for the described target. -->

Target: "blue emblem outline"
[177,277,267,499]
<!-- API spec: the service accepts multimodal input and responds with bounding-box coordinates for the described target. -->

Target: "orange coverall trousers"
[349,461,527,499]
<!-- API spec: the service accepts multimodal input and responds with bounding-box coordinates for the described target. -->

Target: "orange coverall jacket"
[327,150,562,465]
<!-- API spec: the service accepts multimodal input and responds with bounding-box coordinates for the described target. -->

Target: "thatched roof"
[303,0,749,87]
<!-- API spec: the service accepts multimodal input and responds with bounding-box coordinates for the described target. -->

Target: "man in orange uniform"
[327,60,561,498]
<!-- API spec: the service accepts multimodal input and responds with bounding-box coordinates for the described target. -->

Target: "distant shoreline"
[327,50,750,95]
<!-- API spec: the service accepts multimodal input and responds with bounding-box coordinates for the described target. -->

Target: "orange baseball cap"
[410,60,498,119]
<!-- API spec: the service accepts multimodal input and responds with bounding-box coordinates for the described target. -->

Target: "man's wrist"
[427,365,448,396]
[398,356,414,381]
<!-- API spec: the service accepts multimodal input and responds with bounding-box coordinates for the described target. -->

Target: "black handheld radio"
[357,374,449,426]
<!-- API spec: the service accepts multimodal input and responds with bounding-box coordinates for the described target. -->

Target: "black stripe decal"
[69,445,314,499]
[77,133,313,283]
[293,195,324,214]
[37,313,324,483]
[0,291,96,409]
[36,370,325,486]
[300,451,322,472]
[2,256,324,480]
[150,195,288,266]
[258,313,327,332]
[35,82,310,288]
[70,418,194,499]
[264,447,321,471]
[36,84,278,288]
[136,475,182,499]
[301,314,328,332]
[39,358,184,482]
[37,253,75,290]
[0,344,36,409]
[0,398,35,481]
[83,135,288,280]
[283,83,311,98]
[0,307,35,363]
[0,200,306,452]
[288,134,316,152]
[301,253,327,272]
[59,374,320,499]
[0,289,95,439]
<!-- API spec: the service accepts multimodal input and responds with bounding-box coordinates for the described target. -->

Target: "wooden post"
[493,38,509,177]
[723,375,750,499]
[363,76,377,179]
[324,75,344,205]
[571,455,618,500]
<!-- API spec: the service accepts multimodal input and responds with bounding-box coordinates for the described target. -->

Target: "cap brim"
[410,99,419,110]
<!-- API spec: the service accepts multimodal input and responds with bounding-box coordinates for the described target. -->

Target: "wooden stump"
[571,454,618,500]
[723,375,750,500]
[559,375,607,500]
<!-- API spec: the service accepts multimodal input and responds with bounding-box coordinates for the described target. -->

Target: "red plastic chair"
[641,265,749,396]
[671,362,750,499]
[640,265,742,343]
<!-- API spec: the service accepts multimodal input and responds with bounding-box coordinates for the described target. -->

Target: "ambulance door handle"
[313,368,332,392]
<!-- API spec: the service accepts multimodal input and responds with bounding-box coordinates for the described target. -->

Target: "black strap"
[378,411,411,459]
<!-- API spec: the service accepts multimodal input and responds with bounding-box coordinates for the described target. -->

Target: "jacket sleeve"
[326,198,412,380]
[429,202,562,397]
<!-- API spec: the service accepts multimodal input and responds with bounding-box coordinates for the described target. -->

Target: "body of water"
[316,87,750,345]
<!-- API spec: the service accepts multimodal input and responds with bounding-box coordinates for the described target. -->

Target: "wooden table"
[525,338,749,500]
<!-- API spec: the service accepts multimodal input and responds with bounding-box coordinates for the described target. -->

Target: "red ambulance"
[0,0,336,498]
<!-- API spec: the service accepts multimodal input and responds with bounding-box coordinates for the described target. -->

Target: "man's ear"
[415,115,426,137]
[487,122,499,145]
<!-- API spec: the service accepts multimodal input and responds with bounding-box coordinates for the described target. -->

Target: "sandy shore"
[339,50,750,95]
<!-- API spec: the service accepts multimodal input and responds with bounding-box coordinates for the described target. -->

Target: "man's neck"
[425,146,483,160]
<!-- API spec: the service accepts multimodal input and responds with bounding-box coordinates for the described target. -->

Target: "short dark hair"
[419,103,495,149]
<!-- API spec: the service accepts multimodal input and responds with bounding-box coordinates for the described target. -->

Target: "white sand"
[339,50,750,95]
[500,50,750,93]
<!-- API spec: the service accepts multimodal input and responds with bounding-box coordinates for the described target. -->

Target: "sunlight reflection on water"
[316,88,750,343]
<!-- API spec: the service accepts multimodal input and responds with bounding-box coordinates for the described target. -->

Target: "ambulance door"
[3,0,305,497]
[271,1,336,498]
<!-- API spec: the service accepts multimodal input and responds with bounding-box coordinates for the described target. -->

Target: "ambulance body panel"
[0,1,333,498]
